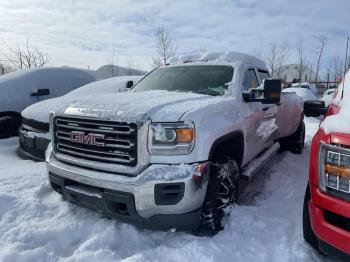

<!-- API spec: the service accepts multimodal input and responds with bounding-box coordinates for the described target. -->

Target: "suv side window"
[258,70,269,83]
[242,69,259,91]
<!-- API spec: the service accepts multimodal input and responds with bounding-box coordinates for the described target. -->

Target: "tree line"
[1,30,349,83]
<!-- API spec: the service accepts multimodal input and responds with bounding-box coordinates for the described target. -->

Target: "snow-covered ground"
[0,118,340,262]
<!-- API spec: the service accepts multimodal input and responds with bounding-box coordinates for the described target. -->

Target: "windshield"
[132,65,234,96]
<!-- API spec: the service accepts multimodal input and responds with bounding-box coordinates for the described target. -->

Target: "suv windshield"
[133,65,234,96]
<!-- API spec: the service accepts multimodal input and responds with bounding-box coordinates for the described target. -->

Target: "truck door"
[256,69,279,148]
[241,67,266,162]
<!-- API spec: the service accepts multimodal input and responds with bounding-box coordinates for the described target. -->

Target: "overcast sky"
[0,0,349,73]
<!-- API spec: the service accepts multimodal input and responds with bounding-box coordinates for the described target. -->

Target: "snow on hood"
[282,87,318,101]
[61,90,224,123]
[21,76,143,123]
[67,75,143,97]
[321,69,350,134]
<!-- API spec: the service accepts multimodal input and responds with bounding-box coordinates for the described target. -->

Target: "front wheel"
[0,116,21,139]
[197,157,240,235]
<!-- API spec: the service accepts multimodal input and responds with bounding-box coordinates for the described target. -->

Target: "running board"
[241,142,280,181]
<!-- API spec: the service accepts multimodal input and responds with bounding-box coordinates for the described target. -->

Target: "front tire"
[303,184,320,251]
[198,157,240,234]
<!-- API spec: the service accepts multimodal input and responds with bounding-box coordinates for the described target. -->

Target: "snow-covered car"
[0,67,96,138]
[321,88,336,107]
[282,82,319,101]
[19,75,143,161]
[46,52,304,233]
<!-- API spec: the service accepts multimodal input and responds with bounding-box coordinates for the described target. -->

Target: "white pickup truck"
[46,52,304,233]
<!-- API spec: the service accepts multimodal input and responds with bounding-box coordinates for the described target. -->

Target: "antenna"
[341,36,349,100]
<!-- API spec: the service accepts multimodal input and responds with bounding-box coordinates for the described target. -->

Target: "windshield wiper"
[196,88,222,96]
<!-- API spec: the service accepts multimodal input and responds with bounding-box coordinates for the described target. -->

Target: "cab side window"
[242,69,259,91]
[258,70,269,83]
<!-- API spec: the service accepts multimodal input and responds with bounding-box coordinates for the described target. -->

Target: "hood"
[21,75,144,124]
[282,88,317,101]
[60,90,223,122]
[22,97,74,123]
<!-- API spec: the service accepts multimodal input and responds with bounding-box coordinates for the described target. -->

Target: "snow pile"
[139,164,198,182]
[0,118,332,261]
[21,76,143,124]
[321,69,350,134]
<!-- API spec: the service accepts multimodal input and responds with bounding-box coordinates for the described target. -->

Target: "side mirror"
[126,80,134,89]
[31,88,50,96]
[304,100,328,117]
[263,79,281,104]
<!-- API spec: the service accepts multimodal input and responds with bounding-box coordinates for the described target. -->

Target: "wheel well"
[0,111,22,121]
[209,132,244,168]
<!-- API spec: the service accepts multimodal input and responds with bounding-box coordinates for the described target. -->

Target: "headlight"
[319,142,350,194]
[148,122,195,155]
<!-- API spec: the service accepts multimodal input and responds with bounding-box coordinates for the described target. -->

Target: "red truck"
[303,75,350,259]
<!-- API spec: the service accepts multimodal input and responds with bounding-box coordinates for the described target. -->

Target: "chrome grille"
[54,116,137,166]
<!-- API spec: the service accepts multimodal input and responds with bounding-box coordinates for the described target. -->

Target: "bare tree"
[275,42,289,78]
[296,39,307,82]
[152,25,177,67]
[0,63,14,75]
[313,35,327,82]
[3,37,49,70]
[264,41,289,78]
[265,44,279,77]
[328,55,344,82]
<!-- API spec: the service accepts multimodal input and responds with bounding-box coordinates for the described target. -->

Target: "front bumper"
[309,184,350,256]
[47,147,208,230]
[19,127,50,161]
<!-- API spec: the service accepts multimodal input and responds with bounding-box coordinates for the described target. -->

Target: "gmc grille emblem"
[70,131,105,147]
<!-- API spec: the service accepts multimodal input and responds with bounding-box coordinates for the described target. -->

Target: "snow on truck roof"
[168,51,267,70]
[321,69,350,134]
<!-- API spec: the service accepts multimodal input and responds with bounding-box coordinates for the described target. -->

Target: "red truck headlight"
[319,142,350,194]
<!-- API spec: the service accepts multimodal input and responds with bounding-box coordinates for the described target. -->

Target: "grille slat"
[58,147,134,164]
[57,143,134,158]
[54,116,137,167]
[56,134,134,149]
[55,123,134,135]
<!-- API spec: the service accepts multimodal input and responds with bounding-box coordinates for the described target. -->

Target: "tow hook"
[193,162,210,188]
